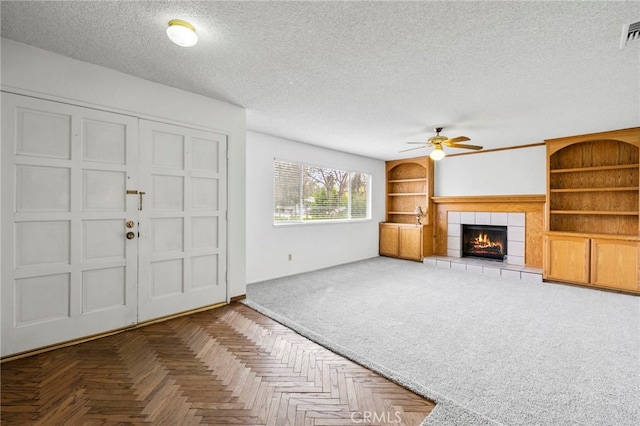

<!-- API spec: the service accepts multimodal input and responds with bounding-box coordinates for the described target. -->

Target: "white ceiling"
[1,1,639,160]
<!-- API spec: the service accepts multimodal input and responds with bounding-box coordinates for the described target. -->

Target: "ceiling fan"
[400,127,483,160]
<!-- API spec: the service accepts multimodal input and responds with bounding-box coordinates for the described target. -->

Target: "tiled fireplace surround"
[424,211,543,282]
[447,211,525,265]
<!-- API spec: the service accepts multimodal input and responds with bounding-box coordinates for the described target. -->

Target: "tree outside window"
[274,161,370,224]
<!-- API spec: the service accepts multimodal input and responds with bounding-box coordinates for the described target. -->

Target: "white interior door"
[137,120,227,322]
[1,93,139,356]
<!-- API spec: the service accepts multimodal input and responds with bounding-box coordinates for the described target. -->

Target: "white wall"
[246,131,385,284]
[1,39,247,298]
[434,145,546,196]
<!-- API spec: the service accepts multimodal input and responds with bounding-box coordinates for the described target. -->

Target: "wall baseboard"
[230,294,247,303]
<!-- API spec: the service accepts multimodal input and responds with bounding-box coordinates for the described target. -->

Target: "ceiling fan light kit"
[429,145,446,161]
[401,127,483,160]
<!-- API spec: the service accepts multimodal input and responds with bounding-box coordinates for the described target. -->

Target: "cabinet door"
[379,225,399,257]
[399,227,422,261]
[591,239,639,291]
[544,235,590,284]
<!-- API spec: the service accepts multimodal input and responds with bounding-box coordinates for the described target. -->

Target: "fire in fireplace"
[462,225,507,261]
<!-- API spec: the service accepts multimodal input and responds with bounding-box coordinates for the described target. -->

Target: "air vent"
[621,21,640,49]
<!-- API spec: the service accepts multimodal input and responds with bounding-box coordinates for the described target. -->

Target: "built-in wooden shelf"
[382,156,434,261]
[546,230,640,241]
[544,127,640,294]
[550,210,638,216]
[550,187,639,193]
[388,178,427,183]
[550,164,639,173]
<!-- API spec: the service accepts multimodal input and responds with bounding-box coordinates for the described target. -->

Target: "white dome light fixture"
[429,145,446,161]
[167,19,198,47]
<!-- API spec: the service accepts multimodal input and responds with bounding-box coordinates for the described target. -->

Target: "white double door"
[1,93,227,357]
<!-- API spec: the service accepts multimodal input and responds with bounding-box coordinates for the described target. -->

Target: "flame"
[474,233,502,250]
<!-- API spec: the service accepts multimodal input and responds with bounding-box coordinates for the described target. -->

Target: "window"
[274,160,370,224]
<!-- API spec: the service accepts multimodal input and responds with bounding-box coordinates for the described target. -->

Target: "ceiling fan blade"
[406,141,427,144]
[445,136,470,144]
[399,146,427,153]
[446,143,483,150]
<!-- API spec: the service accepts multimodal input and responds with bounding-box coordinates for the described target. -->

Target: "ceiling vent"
[621,21,640,49]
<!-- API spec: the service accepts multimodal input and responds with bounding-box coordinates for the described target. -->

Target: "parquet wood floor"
[1,303,435,425]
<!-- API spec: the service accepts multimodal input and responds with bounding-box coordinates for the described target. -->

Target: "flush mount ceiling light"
[167,19,198,47]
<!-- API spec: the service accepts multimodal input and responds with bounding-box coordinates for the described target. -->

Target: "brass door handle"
[138,191,146,211]
[126,231,136,240]
[125,190,145,211]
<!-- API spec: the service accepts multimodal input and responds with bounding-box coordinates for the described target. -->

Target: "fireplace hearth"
[462,224,507,261]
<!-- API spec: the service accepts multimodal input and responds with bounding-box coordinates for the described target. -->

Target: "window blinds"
[273,160,369,224]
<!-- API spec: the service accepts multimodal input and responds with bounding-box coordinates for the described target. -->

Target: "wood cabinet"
[380,157,434,261]
[544,233,639,291]
[544,128,640,293]
[399,226,423,260]
[543,234,590,284]
[379,222,432,261]
[379,223,400,257]
[590,238,639,291]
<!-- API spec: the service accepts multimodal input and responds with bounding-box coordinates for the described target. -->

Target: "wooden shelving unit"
[386,163,432,224]
[380,157,434,261]
[544,128,640,293]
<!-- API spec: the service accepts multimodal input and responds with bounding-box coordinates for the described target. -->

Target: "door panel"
[138,120,227,322]
[1,93,139,356]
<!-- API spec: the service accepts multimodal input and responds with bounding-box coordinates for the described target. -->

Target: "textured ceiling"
[1,1,639,160]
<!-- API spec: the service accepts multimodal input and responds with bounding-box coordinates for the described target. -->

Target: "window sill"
[273,218,372,227]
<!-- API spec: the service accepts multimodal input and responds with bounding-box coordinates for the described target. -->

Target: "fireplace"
[462,224,507,261]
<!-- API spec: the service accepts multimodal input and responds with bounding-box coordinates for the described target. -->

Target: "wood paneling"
[446,142,546,158]
[525,211,544,267]
[431,195,545,204]
[1,303,435,425]
[432,195,545,267]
